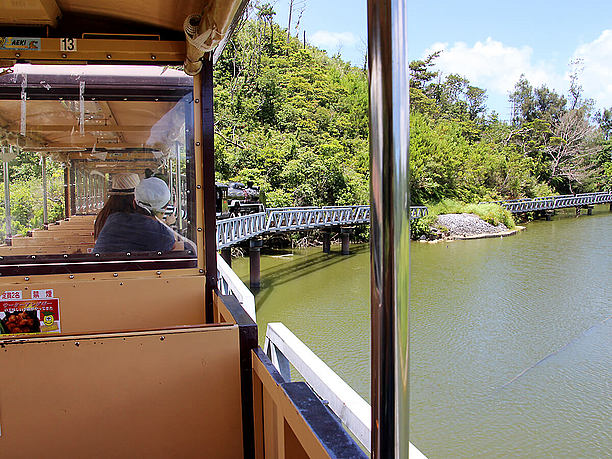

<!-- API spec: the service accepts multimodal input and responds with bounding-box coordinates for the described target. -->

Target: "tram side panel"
[0,325,244,458]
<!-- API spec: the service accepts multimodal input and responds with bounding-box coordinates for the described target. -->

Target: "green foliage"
[214,7,369,207]
[0,158,65,239]
[411,199,515,240]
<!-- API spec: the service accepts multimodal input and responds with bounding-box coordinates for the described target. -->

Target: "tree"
[544,109,601,192]
[509,75,567,124]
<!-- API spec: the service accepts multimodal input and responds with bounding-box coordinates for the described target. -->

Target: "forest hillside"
[214,3,612,208]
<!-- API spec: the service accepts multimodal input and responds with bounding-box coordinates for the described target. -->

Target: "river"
[232,205,611,458]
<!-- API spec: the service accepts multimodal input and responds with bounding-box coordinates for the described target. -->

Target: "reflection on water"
[232,205,611,458]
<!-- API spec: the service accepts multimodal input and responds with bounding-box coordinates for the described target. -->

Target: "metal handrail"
[216,253,256,321]
[264,322,427,458]
[481,191,612,213]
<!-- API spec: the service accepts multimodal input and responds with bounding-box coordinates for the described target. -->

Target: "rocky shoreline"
[419,213,524,242]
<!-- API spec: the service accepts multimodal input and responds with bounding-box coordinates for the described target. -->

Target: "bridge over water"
[216,205,429,250]
[485,191,612,214]
[217,192,611,289]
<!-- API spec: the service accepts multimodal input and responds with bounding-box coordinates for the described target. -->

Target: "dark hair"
[94,195,139,239]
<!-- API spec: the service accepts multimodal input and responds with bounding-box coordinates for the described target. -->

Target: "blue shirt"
[94,212,175,254]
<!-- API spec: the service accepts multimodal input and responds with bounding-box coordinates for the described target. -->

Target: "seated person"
[94,176,176,254]
[94,172,140,239]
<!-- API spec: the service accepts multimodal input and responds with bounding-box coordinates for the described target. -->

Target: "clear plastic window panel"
[0,65,196,268]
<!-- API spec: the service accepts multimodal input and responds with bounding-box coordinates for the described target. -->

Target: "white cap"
[111,173,140,192]
[135,177,171,213]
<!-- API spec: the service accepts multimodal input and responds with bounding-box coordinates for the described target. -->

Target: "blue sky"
[259,0,612,119]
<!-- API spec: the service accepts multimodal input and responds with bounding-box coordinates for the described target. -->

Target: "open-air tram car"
[0,0,411,457]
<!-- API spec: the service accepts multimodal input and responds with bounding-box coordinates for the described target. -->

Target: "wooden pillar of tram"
[200,58,217,324]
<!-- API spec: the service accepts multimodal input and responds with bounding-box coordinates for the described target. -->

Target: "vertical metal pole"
[168,157,174,204]
[368,0,411,457]
[41,155,48,225]
[175,142,183,232]
[75,167,81,214]
[69,162,76,216]
[86,171,91,213]
[3,147,12,242]
[64,164,70,218]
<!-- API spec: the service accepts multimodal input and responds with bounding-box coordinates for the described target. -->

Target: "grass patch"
[411,199,515,239]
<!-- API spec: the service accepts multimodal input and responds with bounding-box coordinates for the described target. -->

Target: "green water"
[232,206,611,458]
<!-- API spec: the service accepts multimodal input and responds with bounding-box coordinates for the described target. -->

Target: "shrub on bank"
[410,199,515,240]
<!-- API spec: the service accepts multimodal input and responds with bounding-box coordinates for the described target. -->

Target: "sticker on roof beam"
[0,37,40,51]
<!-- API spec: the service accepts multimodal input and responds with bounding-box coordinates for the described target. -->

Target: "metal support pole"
[85,171,91,214]
[322,229,331,253]
[249,238,262,290]
[69,162,76,217]
[64,164,70,218]
[3,149,12,243]
[168,157,174,203]
[368,0,411,456]
[41,155,48,225]
[175,142,183,232]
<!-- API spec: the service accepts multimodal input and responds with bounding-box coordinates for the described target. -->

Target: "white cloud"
[310,30,358,51]
[422,31,612,114]
[423,37,564,98]
[572,29,612,109]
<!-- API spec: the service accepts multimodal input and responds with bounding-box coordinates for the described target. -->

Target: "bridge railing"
[264,322,427,458]
[266,206,369,232]
[217,212,267,249]
[482,191,612,213]
[217,205,430,248]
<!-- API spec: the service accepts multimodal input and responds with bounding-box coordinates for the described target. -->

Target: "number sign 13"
[60,38,77,52]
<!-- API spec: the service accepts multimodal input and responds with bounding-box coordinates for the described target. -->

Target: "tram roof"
[0,0,246,36]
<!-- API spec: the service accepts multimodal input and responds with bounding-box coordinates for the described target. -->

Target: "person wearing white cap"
[94,175,177,254]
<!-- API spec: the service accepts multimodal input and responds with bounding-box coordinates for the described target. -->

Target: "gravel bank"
[435,213,509,238]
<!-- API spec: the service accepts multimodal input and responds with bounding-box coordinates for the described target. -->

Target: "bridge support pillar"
[586,205,593,216]
[322,230,331,254]
[575,207,581,217]
[610,203,612,212]
[221,247,232,267]
[340,228,351,255]
[249,238,263,290]
[545,210,554,221]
